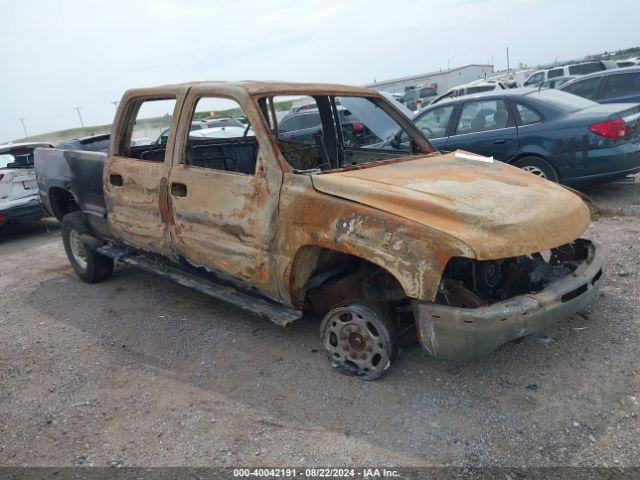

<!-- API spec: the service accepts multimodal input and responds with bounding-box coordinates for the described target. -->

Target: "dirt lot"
[1,177,639,467]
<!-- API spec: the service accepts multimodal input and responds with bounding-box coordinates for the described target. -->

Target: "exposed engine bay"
[437,239,593,309]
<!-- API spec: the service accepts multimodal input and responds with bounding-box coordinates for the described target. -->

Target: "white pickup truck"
[0,142,52,228]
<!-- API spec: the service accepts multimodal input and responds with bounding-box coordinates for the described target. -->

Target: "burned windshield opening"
[266,94,433,174]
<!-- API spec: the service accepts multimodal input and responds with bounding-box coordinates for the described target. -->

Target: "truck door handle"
[493,139,507,145]
[109,174,123,186]
[171,182,187,197]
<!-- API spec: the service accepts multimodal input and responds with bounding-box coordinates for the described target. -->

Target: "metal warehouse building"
[365,64,494,96]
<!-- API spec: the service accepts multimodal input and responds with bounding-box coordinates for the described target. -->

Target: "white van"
[523,60,617,87]
[429,80,508,105]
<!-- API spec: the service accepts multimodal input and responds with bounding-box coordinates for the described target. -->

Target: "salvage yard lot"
[1,176,639,466]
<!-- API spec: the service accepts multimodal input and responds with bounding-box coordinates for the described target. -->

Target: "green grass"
[192,100,293,120]
[13,124,112,144]
[12,99,295,144]
[193,108,243,120]
[603,47,640,61]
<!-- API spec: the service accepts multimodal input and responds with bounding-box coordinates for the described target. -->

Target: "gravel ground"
[0,176,639,467]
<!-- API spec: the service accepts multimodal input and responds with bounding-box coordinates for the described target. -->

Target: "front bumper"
[0,198,46,226]
[413,240,604,362]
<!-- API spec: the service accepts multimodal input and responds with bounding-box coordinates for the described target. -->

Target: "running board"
[96,245,302,327]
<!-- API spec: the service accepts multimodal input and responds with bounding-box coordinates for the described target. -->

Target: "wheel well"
[510,153,556,168]
[509,152,546,165]
[289,247,405,310]
[290,246,417,346]
[511,154,560,179]
[49,187,80,220]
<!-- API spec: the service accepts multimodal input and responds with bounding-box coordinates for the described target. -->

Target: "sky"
[1,0,639,142]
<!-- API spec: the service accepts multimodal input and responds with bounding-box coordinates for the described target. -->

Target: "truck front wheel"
[61,212,113,283]
[320,301,397,380]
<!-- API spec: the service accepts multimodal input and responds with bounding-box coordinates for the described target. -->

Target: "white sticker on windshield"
[455,151,494,163]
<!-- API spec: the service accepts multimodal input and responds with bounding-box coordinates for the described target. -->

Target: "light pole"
[111,100,119,109]
[18,117,29,138]
[74,106,85,129]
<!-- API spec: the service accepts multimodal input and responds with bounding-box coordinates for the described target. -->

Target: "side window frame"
[332,94,433,153]
[563,76,603,100]
[509,100,545,126]
[600,73,639,100]
[548,68,564,79]
[176,92,261,176]
[452,97,515,136]
[265,94,340,171]
[525,72,544,86]
[414,104,456,139]
[115,94,179,162]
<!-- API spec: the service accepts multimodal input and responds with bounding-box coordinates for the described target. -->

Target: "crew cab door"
[166,88,282,297]
[445,97,518,161]
[103,87,187,257]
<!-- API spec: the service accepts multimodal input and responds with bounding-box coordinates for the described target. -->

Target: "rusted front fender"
[277,173,477,306]
[413,240,604,362]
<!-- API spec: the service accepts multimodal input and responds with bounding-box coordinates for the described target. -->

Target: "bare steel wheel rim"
[69,229,88,270]
[322,305,393,379]
[522,165,547,179]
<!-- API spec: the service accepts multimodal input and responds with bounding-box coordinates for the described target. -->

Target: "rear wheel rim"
[522,165,547,179]
[69,229,88,270]
[322,305,393,379]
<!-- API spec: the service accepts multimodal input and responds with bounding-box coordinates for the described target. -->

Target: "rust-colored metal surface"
[104,156,175,258]
[101,80,591,311]
[275,172,476,305]
[310,152,590,260]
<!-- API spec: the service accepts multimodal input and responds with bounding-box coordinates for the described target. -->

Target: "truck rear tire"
[61,212,113,283]
[320,300,397,380]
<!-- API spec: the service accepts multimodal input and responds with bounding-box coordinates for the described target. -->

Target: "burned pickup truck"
[35,81,604,379]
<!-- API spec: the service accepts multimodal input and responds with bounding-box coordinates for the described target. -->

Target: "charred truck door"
[104,87,187,257]
[166,87,282,297]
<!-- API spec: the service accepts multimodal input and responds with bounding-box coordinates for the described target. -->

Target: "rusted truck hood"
[311,151,590,260]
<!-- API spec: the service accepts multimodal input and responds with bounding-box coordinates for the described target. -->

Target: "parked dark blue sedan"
[559,67,640,104]
[409,88,640,185]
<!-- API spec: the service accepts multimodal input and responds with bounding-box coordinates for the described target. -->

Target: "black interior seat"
[188,138,258,174]
[130,145,166,162]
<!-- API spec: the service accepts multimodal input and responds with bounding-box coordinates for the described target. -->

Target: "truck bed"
[34,147,109,234]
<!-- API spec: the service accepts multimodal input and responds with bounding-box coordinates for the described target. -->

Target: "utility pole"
[74,106,85,129]
[18,117,29,138]
[506,46,510,71]
[111,100,119,109]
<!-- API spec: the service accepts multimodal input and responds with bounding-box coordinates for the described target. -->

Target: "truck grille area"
[437,239,593,308]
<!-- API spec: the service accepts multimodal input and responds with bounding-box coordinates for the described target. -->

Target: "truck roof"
[127,80,376,97]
